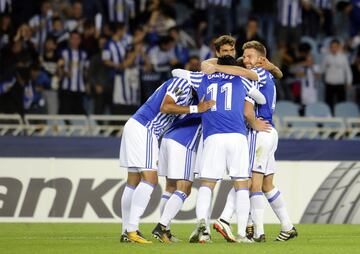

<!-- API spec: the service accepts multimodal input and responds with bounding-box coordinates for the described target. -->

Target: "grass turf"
[0,223,359,254]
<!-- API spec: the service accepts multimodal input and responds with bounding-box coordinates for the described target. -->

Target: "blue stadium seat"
[334,102,359,118]
[305,102,332,117]
[275,100,300,117]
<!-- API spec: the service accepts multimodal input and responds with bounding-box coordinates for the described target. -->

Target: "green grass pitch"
[0,223,359,254]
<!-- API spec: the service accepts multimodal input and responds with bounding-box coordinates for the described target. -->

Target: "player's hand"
[197,95,216,113]
[201,61,216,74]
[255,57,272,70]
[255,118,272,132]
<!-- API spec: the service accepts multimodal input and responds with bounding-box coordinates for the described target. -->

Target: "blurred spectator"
[0,14,14,49]
[89,35,112,115]
[28,0,53,53]
[148,35,178,81]
[350,0,360,37]
[251,0,276,50]
[277,0,303,46]
[168,26,191,66]
[48,17,68,49]
[27,63,50,114]
[291,43,321,106]
[1,24,38,77]
[314,0,334,36]
[82,21,99,58]
[351,50,360,106]
[207,0,232,40]
[0,76,16,113]
[321,39,352,111]
[301,0,321,38]
[39,36,59,114]
[58,31,89,115]
[0,0,12,14]
[102,22,137,112]
[272,41,296,100]
[81,0,103,23]
[198,38,213,62]
[64,0,84,33]
[235,17,266,58]
[147,3,176,37]
[104,0,135,26]
[0,71,25,115]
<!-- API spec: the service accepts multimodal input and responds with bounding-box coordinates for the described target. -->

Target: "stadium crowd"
[0,0,359,116]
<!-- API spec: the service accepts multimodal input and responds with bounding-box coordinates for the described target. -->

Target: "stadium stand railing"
[0,114,24,136]
[279,116,347,140]
[0,113,358,139]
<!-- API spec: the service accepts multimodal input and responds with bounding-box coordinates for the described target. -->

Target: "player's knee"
[165,185,176,193]
[165,179,177,193]
[177,181,192,196]
[262,182,274,193]
[250,182,262,192]
[141,173,158,185]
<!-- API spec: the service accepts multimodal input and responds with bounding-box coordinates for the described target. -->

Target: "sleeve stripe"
[168,78,181,93]
[240,78,253,92]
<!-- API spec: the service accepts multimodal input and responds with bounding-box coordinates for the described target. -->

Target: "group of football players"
[118,34,298,244]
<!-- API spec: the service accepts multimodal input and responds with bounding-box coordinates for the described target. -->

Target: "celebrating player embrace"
[119,34,296,244]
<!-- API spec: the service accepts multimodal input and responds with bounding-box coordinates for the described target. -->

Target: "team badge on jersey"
[174,87,183,96]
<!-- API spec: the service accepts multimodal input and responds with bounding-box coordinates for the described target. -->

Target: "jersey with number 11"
[197,73,248,140]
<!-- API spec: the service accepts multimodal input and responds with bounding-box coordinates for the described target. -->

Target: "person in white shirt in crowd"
[321,39,353,112]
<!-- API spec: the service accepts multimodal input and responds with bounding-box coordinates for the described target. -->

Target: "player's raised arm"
[201,59,259,81]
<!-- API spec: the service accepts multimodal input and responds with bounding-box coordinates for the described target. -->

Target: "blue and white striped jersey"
[29,14,52,52]
[197,73,252,140]
[132,77,194,139]
[247,68,276,127]
[102,39,126,76]
[278,0,302,27]
[60,48,88,92]
[107,0,134,24]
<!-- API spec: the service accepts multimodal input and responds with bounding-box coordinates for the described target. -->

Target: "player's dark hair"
[214,35,236,52]
[217,55,237,66]
[242,40,267,57]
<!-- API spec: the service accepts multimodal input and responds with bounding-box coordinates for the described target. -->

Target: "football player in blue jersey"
[152,110,202,243]
[188,55,263,244]
[212,41,297,243]
[119,77,215,243]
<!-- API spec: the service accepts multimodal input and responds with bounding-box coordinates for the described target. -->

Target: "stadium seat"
[305,102,332,118]
[275,100,300,117]
[334,102,359,118]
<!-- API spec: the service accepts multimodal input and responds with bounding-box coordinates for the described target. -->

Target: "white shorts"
[119,118,158,171]
[199,133,249,180]
[158,138,196,181]
[252,127,278,176]
[193,133,203,175]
